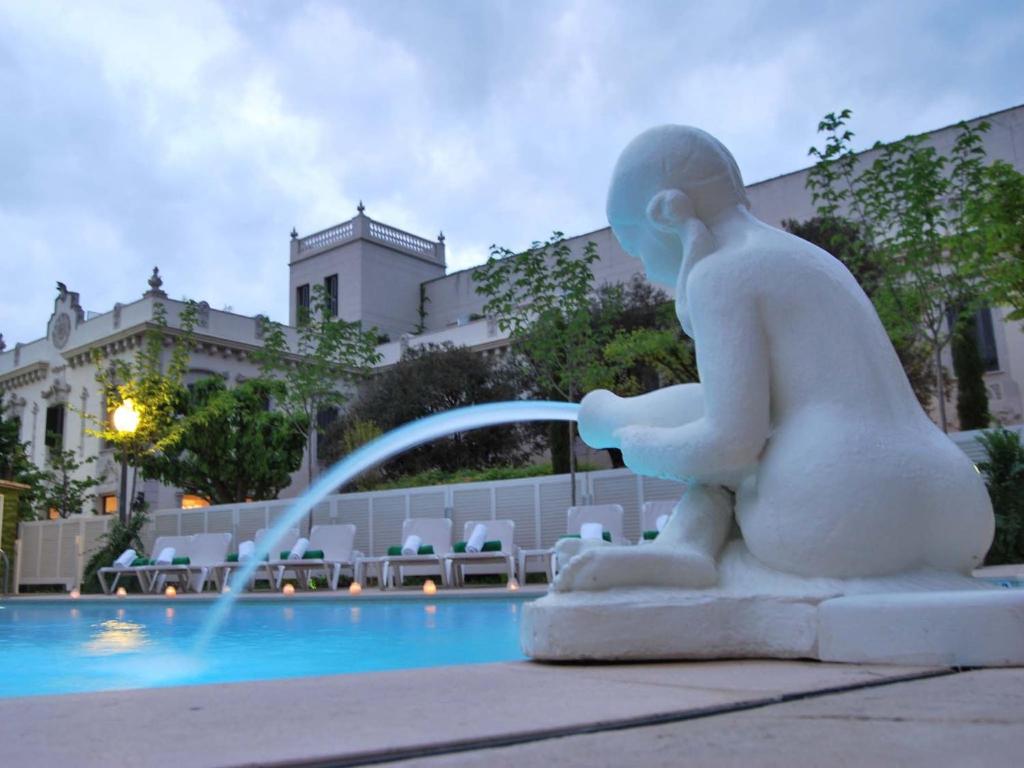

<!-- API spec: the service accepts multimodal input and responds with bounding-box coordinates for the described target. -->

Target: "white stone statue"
[523,126,1023,666]
[556,125,994,591]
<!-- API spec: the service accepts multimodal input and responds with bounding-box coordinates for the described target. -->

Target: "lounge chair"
[555,504,627,572]
[214,528,301,591]
[444,520,516,587]
[379,518,452,590]
[147,532,232,593]
[97,535,191,594]
[264,524,361,591]
[639,500,676,544]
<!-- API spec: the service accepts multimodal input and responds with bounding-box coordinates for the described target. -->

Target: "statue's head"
[607,125,748,283]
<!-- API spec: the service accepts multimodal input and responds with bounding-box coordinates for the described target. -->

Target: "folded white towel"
[580,522,604,541]
[155,547,175,565]
[238,540,255,562]
[655,514,669,533]
[466,523,487,553]
[288,538,310,560]
[114,548,136,569]
[401,534,422,556]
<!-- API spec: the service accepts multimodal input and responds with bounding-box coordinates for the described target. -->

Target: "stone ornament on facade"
[522,125,1024,667]
[144,266,167,298]
[51,313,71,349]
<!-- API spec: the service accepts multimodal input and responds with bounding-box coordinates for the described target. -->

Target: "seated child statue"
[556,125,994,592]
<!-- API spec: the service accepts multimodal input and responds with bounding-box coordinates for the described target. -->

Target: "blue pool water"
[0,597,531,699]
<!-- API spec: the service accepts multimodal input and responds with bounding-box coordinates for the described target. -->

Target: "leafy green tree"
[976,428,1024,565]
[473,233,605,502]
[950,310,991,429]
[965,161,1024,321]
[37,446,104,518]
[807,111,994,430]
[140,378,307,504]
[253,284,382,488]
[90,301,197,522]
[319,418,383,491]
[327,343,541,483]
[0,401,42,519]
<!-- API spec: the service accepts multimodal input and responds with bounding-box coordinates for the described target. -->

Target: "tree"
[140,377,307,504]
[319,418,383,491]
[783,216,935,406]
[473,233,605,502]
[90,301,197,522]
[951,311,991,429]
[253,284,382,488]
[806,111,995,430]
[965,161,1024,320]
[36,446,104,518]
[326,343,541,483]
[0,401,42,519]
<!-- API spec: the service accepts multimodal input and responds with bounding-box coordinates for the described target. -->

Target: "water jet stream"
[195,400,579,649]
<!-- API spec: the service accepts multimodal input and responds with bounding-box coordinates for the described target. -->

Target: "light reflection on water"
[86,619,149,655]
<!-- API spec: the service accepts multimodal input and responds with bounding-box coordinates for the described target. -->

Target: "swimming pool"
[0,596,531,699]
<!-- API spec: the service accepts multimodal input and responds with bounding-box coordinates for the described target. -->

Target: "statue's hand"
[578,389,626,449]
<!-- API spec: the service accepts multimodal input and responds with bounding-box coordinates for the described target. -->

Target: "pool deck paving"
[2,658,1021,767]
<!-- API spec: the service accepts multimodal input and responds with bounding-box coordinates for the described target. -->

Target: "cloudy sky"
[1,0,1021,346]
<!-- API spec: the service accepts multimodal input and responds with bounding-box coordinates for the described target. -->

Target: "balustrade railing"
[298,221,355,253]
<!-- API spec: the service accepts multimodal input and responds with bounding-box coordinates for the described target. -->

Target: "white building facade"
[2,104,1022,516]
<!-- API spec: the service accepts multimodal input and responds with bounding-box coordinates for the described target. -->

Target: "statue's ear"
[645,189,696,233]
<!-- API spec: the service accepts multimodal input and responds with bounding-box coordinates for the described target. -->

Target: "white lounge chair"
[639,500,676,544]
[265,524,361,591]
[379,518,452,590]
[214,528,301,591]
[147,533,232,593]
[444,520,516,587]
[555,504,627,573]
[98,535,192,594]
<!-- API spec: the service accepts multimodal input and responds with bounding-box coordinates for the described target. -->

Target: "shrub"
[976,428,1024,565]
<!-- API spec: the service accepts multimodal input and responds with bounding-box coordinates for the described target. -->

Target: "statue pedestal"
[522,588,1024,666]
[522,547,1024,667]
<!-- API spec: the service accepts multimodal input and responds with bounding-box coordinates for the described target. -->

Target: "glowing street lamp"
[112,399,139,524]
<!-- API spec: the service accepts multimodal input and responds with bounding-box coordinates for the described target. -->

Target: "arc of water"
[196,400,580,647]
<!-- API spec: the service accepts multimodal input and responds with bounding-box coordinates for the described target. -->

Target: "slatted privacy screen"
[18,467,691,589]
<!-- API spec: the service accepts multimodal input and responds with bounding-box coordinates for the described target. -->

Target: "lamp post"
[112,398,139,525]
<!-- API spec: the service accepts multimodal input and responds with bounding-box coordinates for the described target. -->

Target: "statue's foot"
[552,545,718,592]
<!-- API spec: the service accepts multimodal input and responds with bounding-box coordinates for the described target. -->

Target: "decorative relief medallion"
[52,313,71,349]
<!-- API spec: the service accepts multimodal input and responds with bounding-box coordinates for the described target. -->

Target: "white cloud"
[1,0,1021,344]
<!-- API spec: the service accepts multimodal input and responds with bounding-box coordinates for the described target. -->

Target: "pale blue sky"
[1,0,1022,345]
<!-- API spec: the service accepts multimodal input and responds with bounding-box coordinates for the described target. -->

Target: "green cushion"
[387,545,403,556]
[130,557,151,566]
[453,540,501,552]
[559,532,612,542]
[171,557,190,565]
[279,550,325,560]
[642,530,658,541]
[226,553,239,562]
[418,545,434,555]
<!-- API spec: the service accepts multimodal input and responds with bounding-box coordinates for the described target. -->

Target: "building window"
[44,404,65,456]
[180,494,210,509]
[101,495,118,515]
[976,308,999,372]
[324,274,339,317]
[296,283,310,321]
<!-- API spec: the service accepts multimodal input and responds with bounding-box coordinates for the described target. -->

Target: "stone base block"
[522,587,1024,667]
[818,590,1024,666]
[522,589,821,661]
